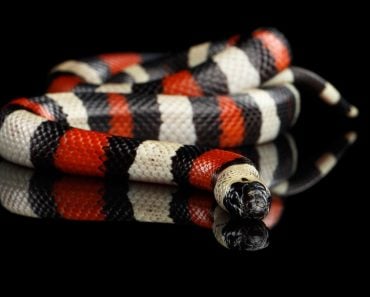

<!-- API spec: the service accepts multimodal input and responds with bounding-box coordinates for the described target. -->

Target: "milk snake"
[0,131,356,251]
[0,28,358,220]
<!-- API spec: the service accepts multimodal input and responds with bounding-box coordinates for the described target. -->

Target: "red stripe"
[48,75,83,93]
[53,177,106,221]
[188,194,214,228]
[9,98,54,120]
[218,95,245,147]
[99,53,142,75]
[188,149,244,191]
[253,29,291,71]
[227,34,240,46]
[107,93,133,137]
[54,128,109,177]
[162,70,204,96]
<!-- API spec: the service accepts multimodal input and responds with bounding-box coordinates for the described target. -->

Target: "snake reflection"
[0,131,356,251]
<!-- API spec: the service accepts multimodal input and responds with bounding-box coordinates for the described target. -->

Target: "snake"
[0,131,356,251]
[0,28,358,220]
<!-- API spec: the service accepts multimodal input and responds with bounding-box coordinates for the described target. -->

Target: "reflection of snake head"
[223,181,271,219]
[213,207,269,251]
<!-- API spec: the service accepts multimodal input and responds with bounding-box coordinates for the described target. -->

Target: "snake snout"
[224,181,271,219]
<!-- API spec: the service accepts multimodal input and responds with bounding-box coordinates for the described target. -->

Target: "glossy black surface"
[0,8,367,269]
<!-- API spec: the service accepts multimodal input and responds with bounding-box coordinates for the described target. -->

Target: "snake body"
[0,132,355,251]
[0,28,358,219]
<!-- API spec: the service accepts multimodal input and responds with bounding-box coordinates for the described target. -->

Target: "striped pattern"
[0,130,356,249]
[0,27,358,219]
[3,84,300,147]
[0,159,272,251]
[47,93,91,129]
[263,66,358,118]
[272,131,357,196]
[0,160,215,227]
[0,130,354,219]
[233,134,297,188]
[0,103,273,218]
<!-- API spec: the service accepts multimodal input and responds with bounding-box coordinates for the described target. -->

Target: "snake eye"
[223,181,271,219]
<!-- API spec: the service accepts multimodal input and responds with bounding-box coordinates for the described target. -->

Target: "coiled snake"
[0,28,358,220]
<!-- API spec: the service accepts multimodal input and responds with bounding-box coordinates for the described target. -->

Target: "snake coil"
[0,28,358,219]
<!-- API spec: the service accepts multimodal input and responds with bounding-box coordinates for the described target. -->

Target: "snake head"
[213,207,269,251]
[223,181,271,219]
[221,219,269,251]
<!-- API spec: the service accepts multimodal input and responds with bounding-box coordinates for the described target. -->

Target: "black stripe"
[162,52,188,73]
[76,92,111,132]
[192,61,229,95]
[169,188,192,224]
[107,72,135,83]
[189,96,221,147]
[140,52,166,63]
[233,94,262,145]
[126,93,161,140]
[102,179,134,221]
[243,38,276,82]
[291,67,326,93]
[144,57,175,81]
[33,96,69,125]
[236,37,277,82]
[72,83,99,92]
[265,86,297,134]
[292,67,353,116]
[273,136,295,185]
[79,57,110,82]
[131,80,163,95]
[285,164,321,195]
[28,172,60,219]
[325,134,352,159]
[335,98,352,115]
[127,53,183,83]
[30,121,70,170]
[207,40,228,58]
[103,136,142,179]
[171,145,210,186]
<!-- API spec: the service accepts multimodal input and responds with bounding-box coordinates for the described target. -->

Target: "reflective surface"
[0,14,367,263]
[0,130,356,252]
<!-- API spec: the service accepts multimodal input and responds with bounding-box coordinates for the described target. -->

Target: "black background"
[0,4,368,275]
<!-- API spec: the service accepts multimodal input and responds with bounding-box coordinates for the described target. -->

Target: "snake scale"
[0,28,358,219]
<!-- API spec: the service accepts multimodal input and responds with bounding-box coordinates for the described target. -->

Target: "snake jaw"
[223,181,271,219]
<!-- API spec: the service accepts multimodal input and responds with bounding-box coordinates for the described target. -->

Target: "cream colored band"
[52,60,102,84]
[212,206,231,248]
